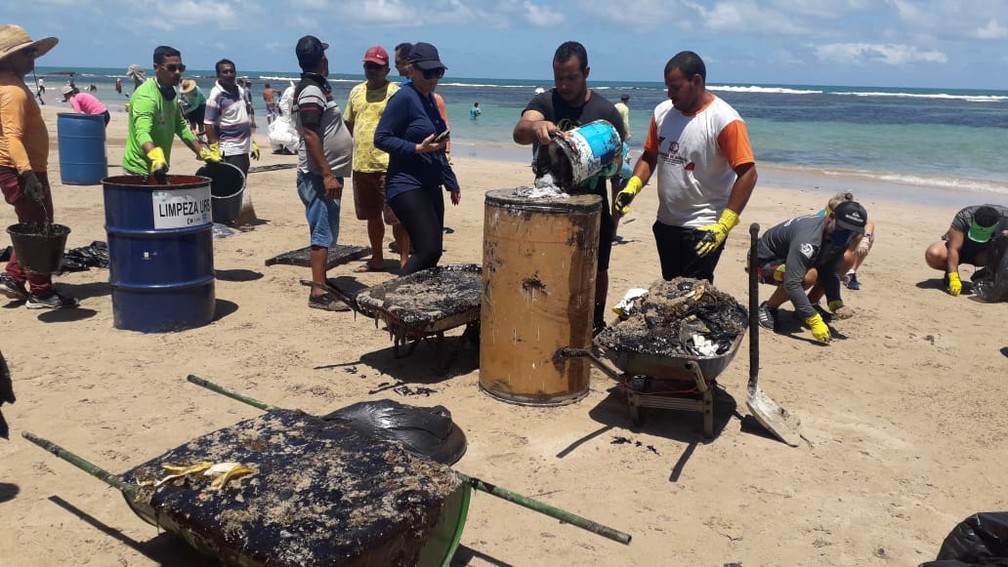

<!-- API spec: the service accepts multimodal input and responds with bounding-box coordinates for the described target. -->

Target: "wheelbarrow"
[560,333,744,438]
[24,376,630,567]
[305,264,481,365]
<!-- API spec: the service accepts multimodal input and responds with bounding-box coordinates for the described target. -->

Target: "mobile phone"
[433,129,451,142]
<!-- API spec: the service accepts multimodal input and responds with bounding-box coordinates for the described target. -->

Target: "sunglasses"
[422,67,446,79]
[21,48,37,59]
[158,63,187,73]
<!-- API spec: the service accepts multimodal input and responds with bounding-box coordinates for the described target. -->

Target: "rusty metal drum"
[479,188,601,405]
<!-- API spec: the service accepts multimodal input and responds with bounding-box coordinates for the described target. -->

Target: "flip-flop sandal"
[353,263,384,273]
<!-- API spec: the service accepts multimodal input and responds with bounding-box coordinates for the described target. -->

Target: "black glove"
[22,171,45,205]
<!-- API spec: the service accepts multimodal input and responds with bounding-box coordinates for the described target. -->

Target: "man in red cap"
[345,46,409,271]
[0,25,78,309]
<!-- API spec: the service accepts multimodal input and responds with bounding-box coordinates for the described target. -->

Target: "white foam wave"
[438,82,536,88]
[710,85,822,95]
[811,167,1008,195]
[833,91,1007,103]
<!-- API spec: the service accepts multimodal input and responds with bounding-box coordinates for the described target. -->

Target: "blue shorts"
[297,171,342,248]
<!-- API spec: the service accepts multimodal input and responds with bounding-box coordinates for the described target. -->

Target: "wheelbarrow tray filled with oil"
[25,378,632,566]
[27,409,470,567]
[594,332,744,382]
[353,264,482,356]
[592,277,748,382]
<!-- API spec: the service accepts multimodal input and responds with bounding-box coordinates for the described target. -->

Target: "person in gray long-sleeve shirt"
[753,201,868,344]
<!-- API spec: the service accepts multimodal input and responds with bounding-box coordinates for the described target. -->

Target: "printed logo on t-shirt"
[556,117,581,131]
[659,138,689,168]
[800,242,815,259]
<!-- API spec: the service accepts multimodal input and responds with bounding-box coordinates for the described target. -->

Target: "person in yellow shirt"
[345,46,409,271]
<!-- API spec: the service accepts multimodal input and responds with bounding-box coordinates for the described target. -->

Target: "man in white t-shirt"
[205,58,259,225]
[614,50,757,283]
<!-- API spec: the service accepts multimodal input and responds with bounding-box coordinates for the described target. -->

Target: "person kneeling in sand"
[806,192,876,308]
[925,204,1008,296]
[752,201,868,344]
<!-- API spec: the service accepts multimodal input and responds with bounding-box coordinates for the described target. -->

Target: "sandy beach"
[1,105,1006,567]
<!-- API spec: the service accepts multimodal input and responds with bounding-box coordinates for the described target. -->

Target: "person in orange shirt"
[615,50,757,284]
[0,25,78,309]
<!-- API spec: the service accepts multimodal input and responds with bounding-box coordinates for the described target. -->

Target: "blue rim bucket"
[538,119,621,189]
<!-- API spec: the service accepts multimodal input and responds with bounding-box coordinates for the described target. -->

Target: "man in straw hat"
[0,25,78,309]
[122,46,217,177]
[179,78,207,136]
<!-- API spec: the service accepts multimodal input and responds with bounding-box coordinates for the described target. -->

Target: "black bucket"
[7,223,71,275]
[196,162,245,224]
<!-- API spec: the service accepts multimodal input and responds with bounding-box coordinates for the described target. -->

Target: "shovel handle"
[748,223,760,391]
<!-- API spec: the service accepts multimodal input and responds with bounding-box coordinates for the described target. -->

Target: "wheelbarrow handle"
[22,431,137,497]
[748,223,760,391]
[556,348,622,382]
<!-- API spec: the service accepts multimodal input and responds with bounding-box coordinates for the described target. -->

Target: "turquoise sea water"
[35,66,1008,206]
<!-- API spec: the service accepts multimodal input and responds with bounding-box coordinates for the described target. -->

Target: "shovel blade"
[746,385,802,447]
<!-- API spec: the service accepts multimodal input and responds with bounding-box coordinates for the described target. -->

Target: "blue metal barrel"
[57,113,108,185]
[102,175,215,332]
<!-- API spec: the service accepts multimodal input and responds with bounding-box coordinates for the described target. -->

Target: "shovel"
[746,222,802,447]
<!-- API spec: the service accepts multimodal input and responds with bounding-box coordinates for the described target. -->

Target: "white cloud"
[355,0,417,24]
[814,42,948,65]
[289,0,328,8]
[522,1,564,26]
[974,18,1007,39]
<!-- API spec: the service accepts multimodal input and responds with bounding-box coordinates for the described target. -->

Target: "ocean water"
[35,66,1008,205]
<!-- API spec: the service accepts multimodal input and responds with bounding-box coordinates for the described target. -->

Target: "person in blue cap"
[925,205,1008,296]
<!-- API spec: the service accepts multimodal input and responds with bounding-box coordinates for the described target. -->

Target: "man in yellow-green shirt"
[344,45,408,271]
[122,45,216,176]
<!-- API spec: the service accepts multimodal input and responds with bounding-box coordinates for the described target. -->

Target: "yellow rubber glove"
[828,300,854,320]
[145,147,168,175]
[613,176,643,215]
[806,313,831,343]
[251,140,260,161]
[695,208,740,257]
[198,144,221,163]
[947,272,962,296]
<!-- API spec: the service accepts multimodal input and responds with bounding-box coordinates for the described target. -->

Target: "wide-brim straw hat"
[180,79,197,93]
[0,25,58,63]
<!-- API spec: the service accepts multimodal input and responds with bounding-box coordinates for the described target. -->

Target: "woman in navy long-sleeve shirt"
[374,42,460,276]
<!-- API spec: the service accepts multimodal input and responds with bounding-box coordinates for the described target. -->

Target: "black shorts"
[186,104,206,126]
[943,234,991,265]
[597,194,614,271]
[652,221,725,283]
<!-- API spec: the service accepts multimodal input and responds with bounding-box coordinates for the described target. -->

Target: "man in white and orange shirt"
[614,50,757,283]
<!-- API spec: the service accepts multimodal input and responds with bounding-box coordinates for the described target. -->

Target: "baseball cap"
[296,35,328,70]
[833,201,868,234]
[967,205,1001,243]
[407,42,446,71]
[363,46,388,66]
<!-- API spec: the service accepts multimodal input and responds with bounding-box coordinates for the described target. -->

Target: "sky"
[7,0,1008,90]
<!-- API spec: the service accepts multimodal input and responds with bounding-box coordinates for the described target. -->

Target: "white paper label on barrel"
[151,186,212,229]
